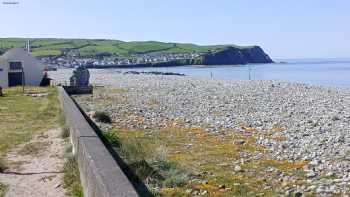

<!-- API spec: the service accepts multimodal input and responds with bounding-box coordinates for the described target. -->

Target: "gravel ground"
[50,69,350,195]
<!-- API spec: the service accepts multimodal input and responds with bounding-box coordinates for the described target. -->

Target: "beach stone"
[234,165,242,172]
[295,191,303,197]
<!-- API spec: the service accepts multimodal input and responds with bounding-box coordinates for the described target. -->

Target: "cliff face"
[241,46,274,63]
[200,46,273,65]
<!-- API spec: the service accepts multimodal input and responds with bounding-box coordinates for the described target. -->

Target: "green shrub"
[93,111,112,123]
[104,132,121,148]
[163,173,188,187]
[119,139,147,163]
[129,160,157,181]
[150,159,188,187]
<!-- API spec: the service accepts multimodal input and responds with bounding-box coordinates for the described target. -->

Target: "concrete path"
[0,129,67,197]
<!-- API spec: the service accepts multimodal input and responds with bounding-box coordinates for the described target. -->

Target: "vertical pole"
[22,67,25,93]
[248,65,252,80]
[27,40,30,53]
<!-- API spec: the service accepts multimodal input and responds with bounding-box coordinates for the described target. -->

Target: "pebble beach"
[51,69,350,195]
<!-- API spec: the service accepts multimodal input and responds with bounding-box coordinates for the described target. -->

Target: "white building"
[0,48,45,88]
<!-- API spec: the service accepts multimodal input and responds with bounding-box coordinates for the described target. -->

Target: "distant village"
[39,52,205,70]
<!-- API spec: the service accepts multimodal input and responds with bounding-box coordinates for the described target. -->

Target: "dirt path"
[0,129,67,197]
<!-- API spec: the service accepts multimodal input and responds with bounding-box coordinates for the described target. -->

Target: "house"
[0,48,45,88]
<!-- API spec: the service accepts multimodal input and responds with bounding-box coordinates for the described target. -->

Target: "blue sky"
[0,0,349,59]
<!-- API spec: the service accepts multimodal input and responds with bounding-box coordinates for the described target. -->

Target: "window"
[9,62,22,70]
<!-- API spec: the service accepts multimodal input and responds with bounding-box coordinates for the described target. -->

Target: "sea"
[52,58,350,88]
[88,58,350,88]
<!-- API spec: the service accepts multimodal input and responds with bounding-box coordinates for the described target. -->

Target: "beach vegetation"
[93,111,112,123]
[0,183,7,197]
[63,156,84,197]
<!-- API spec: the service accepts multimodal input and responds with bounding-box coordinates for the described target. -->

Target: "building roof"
[0,48,46,86]
[1,48,32,60]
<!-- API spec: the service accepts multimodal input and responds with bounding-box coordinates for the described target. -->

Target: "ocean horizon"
[54,58,350,88]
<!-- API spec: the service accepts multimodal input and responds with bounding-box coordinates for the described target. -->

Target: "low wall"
[63,86,93,95]
[58,87,138,197]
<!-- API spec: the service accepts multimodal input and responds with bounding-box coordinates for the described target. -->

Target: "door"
[8,72,23,87]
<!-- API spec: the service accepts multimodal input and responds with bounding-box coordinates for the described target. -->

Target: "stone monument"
[70,66,90,86]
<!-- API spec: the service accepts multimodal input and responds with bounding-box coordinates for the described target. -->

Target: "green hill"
[0,38,254,57]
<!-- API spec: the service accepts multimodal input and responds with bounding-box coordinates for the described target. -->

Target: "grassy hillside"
[0,38,254,57]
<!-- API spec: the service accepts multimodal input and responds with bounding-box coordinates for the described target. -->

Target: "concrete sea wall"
[58,87,138,197]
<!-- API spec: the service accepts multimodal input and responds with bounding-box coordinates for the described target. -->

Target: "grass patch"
[107,87,128,94]
[0,183,7,197]
[63,157,83,197]
[58,107,70,139]
[104,130,189,196]
[60,126,70,139]
[0,86,60,156]
[0,157,6,172]
[61,111,83,197]
[58,109,66,128]
[106,125,299,196]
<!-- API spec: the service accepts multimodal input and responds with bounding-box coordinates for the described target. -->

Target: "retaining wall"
[63,86,93,95]
[58,87,138,197]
